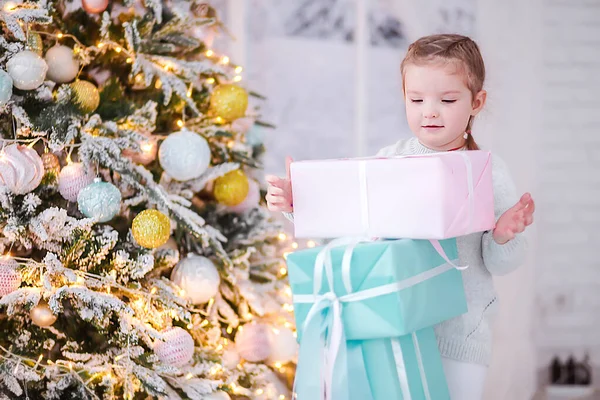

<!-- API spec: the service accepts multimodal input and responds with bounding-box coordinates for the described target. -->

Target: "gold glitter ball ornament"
[70,80,100,114]
[132,209,171,249]
[41,152,61,176]
[208,84,248,122]
[213,169,249,206]
[27,32,44,56]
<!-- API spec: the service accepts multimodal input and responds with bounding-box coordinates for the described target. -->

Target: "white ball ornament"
[77,178,122,222]
[235,323,272,362]
[267,326,298,364]
[7,50,48,90]
[0,256,21,297]
[0,144,45,194]
[158,129,211,181]
[154,327,195,367]
[58,163,95,202]
[45,45,79,84]
[170,255,220,305]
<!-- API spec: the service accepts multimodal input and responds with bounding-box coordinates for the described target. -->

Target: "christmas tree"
[0,1,302,399]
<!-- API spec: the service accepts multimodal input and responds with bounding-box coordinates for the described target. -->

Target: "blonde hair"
[400,34,485,150]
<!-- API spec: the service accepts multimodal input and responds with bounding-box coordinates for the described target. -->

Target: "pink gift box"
[290,151,495,239]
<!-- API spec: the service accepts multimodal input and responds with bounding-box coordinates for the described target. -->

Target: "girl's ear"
[471,90,487,116]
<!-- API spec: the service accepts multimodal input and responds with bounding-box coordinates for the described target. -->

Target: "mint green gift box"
[286,238,468,400]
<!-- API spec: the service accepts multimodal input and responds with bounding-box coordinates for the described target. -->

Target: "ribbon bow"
[292,237,466,399]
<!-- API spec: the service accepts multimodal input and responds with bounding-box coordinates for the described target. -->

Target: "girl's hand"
[265,156,294,213]
[493,193,535,244]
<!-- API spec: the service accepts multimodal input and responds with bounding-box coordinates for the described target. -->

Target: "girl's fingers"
[512,193,531,212]
[524,198,535,216]
[266,193,282,204]
[265,175,284,188]
[268,187,285,197]
[515,220,525,233]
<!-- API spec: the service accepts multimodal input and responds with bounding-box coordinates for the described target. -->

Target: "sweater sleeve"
[481,155,528,276]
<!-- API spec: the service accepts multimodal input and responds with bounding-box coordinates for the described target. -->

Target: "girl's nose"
[422,102,440,119]
[423,108,439,119]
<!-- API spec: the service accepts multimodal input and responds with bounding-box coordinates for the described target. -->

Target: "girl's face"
[403,62,486,150]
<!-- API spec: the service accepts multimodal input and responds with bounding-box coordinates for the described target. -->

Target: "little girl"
[266,34,535,400]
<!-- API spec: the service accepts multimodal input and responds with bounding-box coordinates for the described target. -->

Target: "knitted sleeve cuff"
[481,230,527,276]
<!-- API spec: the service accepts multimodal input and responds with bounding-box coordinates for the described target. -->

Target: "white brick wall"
[534,0,600,371]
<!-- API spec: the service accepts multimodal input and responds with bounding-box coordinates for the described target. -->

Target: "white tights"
[441,357,488,400]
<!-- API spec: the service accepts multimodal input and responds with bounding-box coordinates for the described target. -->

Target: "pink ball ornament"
[231,117,254,135]
[228,179,260,214]
[82,0,109,13]
[0,257,21,297]
[122,136,158,165]
[58,163,95,202]
[221,347,240,369]
[154,327,195,367]
[235,323,271,363]
[0,144,44,195]
[267,326,298,364]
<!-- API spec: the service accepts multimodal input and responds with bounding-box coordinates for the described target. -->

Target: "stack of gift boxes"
[285,151,495,400]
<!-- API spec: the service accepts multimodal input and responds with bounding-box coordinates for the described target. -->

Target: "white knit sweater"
[376,137,527,366]
[285,137,528,366]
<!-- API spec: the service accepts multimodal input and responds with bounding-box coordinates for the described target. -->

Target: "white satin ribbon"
[389,333,432,400]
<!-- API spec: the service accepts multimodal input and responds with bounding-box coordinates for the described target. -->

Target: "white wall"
[534,0,600,379]
[478,0,600,397]
[475,0,541,398]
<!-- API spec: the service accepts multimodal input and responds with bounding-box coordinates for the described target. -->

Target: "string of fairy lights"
[0,3,320,398]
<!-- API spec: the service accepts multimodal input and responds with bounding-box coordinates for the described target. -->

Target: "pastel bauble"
[235,323,271,362]
[158,129,211,181]
[231,117,254,135]
[0,69,13,105]
[154,327,194,367]
[58,163,95,202]
[82,0,109,13]
[0,257,21,297]
[45,45,79,83]
[170,255,220,305]
[267,326,298,364]
[0,144,45,194]
[7,50,48,90]
[77,179,122,222]
[221,348,240,369]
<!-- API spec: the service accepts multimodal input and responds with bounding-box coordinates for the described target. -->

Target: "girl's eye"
[442,100,457,103]
[410,99,423,103]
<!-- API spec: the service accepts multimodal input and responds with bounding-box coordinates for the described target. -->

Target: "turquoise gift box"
[286,238,468,400]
